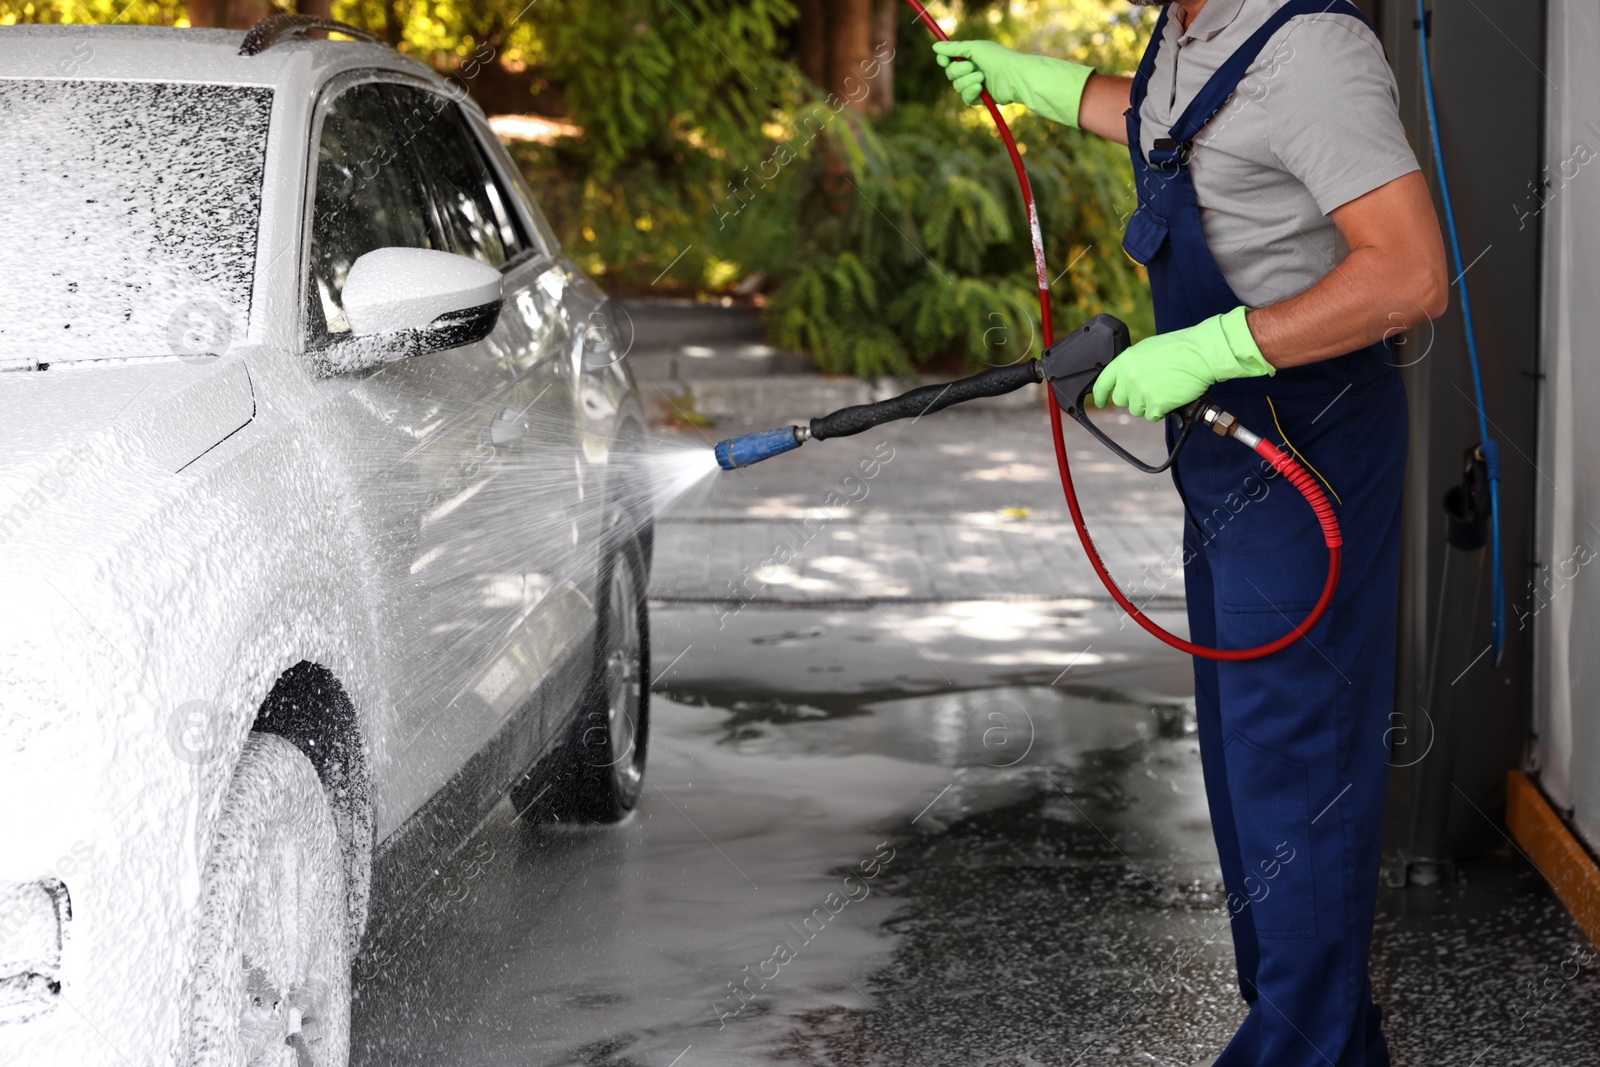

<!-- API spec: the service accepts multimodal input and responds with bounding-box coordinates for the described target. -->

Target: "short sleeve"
[1264,15,1422,215]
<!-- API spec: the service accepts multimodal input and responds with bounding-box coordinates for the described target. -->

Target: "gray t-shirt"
[1135,0,1421,308]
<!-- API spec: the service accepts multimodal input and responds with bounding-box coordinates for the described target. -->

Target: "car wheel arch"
[248,659,376,954]
[196,600,381,949]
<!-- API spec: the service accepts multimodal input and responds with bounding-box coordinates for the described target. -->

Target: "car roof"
[0,23,435,92]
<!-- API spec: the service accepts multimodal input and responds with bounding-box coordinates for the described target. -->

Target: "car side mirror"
[311,247,503,375]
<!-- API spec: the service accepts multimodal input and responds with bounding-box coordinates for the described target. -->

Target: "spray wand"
[711,1,1342,661]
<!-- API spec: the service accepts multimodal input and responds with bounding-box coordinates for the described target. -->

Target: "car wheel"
[533,528,650,823]
[188,734,351,1067]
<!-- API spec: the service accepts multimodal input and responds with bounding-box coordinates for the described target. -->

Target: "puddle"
[350,681,1212,1067]
[780,734,1241,1067]
[663,683,1191,762]
[349,661,1596,1067]
[751,626,829,646]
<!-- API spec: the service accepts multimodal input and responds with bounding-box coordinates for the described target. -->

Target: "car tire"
[528,527,650,823]
[188,734,351,1067]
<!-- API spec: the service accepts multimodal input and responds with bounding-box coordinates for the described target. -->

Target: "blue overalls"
[1123,3,1407,1064]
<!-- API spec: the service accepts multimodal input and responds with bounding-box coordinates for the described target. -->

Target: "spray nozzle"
[714,425,809,471]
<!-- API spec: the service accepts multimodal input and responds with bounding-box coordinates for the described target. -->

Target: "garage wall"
[1535,0,1600,848]
[1380,0,1545,857]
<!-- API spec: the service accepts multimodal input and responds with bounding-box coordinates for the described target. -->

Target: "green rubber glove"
[1090,308,1275,421]
[931,39,1093,129]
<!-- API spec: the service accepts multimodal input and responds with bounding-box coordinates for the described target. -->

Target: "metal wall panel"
[1380,0,1546,859]
[1534,0,1600,851]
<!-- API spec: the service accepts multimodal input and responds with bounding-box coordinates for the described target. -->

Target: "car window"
[470,118,563,258]
[467,127,532,260]
[306,82,433,338]
[386,86,516,268]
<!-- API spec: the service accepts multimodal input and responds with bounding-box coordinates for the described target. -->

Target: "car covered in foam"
[0,19,652,1066]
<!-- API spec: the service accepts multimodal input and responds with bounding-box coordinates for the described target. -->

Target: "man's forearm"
[1245,171,1449,369]
[1246,245,1448,369]
[1078,74,1133,144]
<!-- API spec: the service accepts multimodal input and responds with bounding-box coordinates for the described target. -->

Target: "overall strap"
[1128,3,1173,118]
[1167,0,1372,146]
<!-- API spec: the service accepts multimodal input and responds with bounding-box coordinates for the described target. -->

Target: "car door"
[379,83,593,814]
[301,77,555,844]
[457,110,613,740]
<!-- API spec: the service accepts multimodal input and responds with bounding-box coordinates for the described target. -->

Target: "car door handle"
[489,406,528,448]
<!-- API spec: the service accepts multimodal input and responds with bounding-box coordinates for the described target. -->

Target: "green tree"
[758,0,1157,375]
[0,0,1156,377]
[503,0,805,290]
[0,0,185,24]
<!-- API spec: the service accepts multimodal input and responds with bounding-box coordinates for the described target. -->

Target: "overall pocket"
[1122,205,1170,265]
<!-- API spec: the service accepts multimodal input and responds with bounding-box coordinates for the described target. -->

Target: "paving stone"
[649,516,1184,606]
[642,355,1196,609]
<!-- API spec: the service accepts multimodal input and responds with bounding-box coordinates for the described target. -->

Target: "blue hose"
[1417,0,1505,666]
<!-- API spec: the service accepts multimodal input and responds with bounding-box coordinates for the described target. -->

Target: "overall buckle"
[1150,137,1192,169]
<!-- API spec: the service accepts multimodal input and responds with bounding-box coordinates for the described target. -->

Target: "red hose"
[902,1,1052,343]
[1050,415,1344,659]
[901,0,1340,659]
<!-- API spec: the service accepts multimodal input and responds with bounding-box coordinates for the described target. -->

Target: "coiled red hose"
[901,0,1341,659]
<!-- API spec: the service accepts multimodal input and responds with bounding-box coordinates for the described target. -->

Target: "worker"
[936,2,1446,1065]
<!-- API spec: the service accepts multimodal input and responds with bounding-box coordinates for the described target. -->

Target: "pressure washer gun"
[711,314,1345,662]
[716,314,1211,473]
[706,0,1346,661]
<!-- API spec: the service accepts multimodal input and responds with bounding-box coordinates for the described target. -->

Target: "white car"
[0,17,653,1066]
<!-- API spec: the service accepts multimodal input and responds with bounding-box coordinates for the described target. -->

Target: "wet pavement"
[350,409,1600,1066]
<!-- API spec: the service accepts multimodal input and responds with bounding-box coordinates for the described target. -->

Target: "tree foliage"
[752,1,1157,376]
[763,100,1150,376]
[0,0,184,24]
[508,0,807,294]
[0,0,1156,378]
[522,0,1158,376]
